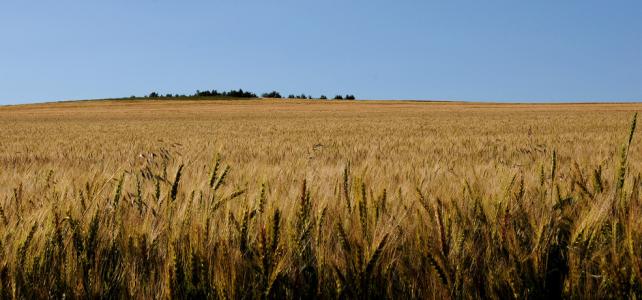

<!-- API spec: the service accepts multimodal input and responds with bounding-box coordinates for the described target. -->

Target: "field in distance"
[3,99,639,199]
[1,99,641,298]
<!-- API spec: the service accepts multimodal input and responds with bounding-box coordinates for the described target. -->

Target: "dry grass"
[1,99,642,298]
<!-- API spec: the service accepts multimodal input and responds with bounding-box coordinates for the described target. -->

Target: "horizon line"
[3,96,642,107]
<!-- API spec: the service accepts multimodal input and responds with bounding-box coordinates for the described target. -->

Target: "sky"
[0,0,640,104]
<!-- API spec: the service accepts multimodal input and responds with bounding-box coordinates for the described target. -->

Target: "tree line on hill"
[137,89,356,100]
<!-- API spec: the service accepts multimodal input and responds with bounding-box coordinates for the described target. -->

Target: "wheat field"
[1,99,642,299]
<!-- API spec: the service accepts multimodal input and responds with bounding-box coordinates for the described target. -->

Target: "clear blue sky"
[1,0,640,104]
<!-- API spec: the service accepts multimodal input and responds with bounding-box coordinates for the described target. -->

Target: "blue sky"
[0,0,640,104]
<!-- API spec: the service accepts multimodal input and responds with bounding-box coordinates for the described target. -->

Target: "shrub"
[262,91,282,98]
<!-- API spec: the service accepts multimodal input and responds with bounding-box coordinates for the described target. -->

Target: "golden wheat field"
[1,99,642,299]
